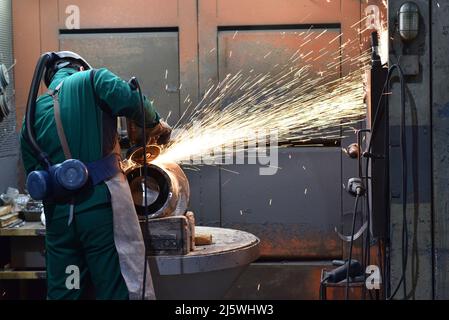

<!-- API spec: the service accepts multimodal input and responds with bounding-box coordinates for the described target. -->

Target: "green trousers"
[45,203,129,300]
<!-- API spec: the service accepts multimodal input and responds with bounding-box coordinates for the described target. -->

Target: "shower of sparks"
[379,20,389,65]
[156,64,367,165]
[350,16,369,29]
[329,32,343,44]
[315,29,327,39]
[153,14,381,167]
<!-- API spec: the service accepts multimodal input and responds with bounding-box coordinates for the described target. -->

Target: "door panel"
[216,27,342,258]
[60,32,180,123]
[218,27,341,77]
[215,0,342,25]
[196,0,361,260]
[221,148,342,259]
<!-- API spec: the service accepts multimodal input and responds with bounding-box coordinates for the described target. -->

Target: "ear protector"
[24,52,92,202]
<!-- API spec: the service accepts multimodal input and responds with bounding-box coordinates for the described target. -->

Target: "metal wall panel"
[13,0,199,137]
[60,32,180,122]
[224,262,359,300]
[388,0,433,299]
[184,166,222,227]
[221,148,342,259]
[196,1,363,259]
[0,0,18,192]
[217,28,342,258]
[432,0,449,300]
[218,28,341,78]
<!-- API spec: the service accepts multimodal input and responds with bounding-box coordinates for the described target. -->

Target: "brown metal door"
[195,0,361,259]
[12,0,199,129]
[60,31,180,122]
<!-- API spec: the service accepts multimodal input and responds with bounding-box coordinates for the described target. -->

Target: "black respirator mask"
[24,51,92,202]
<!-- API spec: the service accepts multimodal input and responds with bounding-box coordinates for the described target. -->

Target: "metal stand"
[319,269,365,300]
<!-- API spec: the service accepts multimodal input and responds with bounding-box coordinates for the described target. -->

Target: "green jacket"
[20,67,160,220]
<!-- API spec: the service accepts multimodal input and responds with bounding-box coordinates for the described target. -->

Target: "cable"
[364,64,408,300]
[377,239,384,299]
[131,77,149,300]
[363,184,371,300]
[346,194,361,300]
[388,64,408,300]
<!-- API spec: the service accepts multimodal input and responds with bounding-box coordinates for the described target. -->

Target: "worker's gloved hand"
[146,120,172,145]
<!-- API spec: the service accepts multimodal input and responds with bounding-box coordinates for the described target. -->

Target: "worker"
[20,51,171,300]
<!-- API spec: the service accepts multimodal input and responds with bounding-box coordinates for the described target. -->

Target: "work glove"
[146,120,172,145]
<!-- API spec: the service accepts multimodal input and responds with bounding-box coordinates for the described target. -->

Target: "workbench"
[0,222,260,299]
[0,222,46,280]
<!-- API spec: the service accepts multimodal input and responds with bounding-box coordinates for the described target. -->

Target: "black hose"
[24,53,53,169]
[132,77,150,300]
[388,65,408,300]
[346,194,360,300]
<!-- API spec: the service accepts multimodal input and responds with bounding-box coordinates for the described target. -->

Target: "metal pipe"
[125,161,190,219]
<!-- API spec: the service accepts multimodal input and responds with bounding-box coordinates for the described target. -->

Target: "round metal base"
[148,226,260,299]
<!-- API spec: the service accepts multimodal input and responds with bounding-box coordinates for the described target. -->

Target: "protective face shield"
[24,51,92,202]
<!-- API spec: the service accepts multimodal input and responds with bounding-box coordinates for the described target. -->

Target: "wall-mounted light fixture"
[0,64,11,123]
[0,64,10,93]
[398,2,420,42]
[0,93,10,123]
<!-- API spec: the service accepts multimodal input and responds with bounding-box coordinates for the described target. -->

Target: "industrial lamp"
[398,2,420,42]
[0,94,10,123]
[0,64,10,93]
[0,64,10,123]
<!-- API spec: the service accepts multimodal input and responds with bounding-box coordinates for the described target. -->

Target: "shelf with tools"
[0,221,46,282]
[0,221,45,237]
[0,269,46,280]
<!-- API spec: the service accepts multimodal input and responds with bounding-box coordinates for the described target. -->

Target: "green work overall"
[20,67,160,299]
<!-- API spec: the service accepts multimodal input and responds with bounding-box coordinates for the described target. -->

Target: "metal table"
[0,223,260,299]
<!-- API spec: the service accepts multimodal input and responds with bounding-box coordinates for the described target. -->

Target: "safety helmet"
[44,51,91,87]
